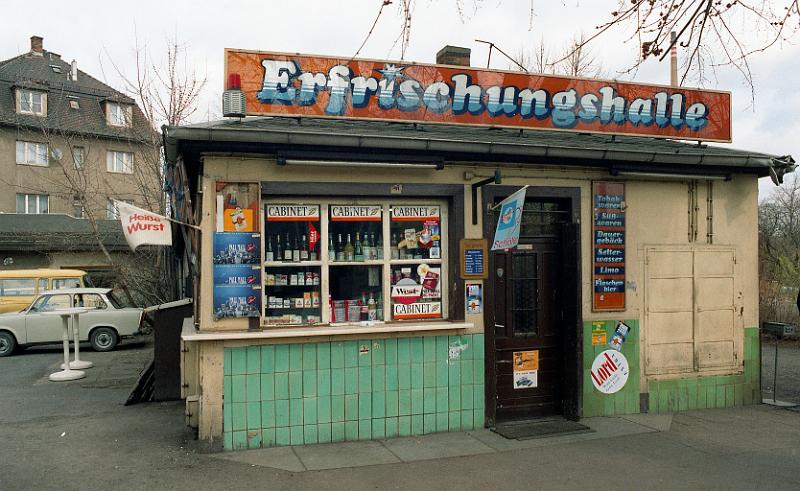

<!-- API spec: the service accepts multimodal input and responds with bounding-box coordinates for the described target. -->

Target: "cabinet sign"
[393,302,442,319]
[225,49,732,142]
[391,205,440,221]
[330,205,381,221]
[266,204,320,221]
[592,182,625,311]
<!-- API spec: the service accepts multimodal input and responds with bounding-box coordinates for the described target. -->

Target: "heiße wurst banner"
[225,49,732,142]
[116,200,172,251]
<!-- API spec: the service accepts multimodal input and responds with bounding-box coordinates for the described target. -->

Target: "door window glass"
[34,294,71,312]
[511,253,539,336]
[76,294,107,309]
[38,278,48,292]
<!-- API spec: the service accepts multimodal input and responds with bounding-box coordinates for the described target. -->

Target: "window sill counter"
[182,321,473,342]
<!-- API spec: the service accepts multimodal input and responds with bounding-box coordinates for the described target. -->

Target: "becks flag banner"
[491,187,527,251]
[115,200,172,251]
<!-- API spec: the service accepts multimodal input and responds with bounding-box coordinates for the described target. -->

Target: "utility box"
[762,321,796,339]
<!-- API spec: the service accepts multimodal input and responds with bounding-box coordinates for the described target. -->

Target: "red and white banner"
[116,200,172,251]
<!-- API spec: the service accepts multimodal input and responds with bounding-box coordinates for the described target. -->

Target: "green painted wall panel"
[223,334,484,450]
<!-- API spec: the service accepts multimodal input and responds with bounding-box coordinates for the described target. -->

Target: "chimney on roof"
[30,35,43,54]
[436,45,471,67]
[71,60,78,82]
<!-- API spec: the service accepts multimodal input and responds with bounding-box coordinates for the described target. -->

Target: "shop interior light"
[278,158,444,170]
[613,170,730,181]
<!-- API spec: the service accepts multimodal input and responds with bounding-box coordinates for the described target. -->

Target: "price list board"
[460,239,488,279]
[592,182,625,311]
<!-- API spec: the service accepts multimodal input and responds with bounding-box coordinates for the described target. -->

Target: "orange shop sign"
[225,49,732,142]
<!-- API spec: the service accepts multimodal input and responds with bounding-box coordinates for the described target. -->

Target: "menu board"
[592,182,625,311]
[460,239,488,279]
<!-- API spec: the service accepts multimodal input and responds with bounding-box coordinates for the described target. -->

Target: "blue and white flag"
[491,187,527,250]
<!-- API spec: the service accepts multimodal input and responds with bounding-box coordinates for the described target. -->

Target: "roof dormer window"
[17,89,47,116]
[106,102,132,128]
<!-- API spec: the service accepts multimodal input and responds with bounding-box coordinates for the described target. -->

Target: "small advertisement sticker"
[466,283,483,314]
[512,350,539,389]
[591,321,608,346]
[590,350,630,394]
[608,321,632,351]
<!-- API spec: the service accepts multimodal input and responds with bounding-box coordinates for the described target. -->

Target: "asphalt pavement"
[1,336,799,491]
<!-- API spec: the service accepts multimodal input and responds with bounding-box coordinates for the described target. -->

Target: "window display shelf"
[183,321,474,341]
[328,260,385,266]
[388,259,443,265]
[263,261,322,267]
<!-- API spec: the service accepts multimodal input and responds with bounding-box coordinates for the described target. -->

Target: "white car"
[0,288,144,357]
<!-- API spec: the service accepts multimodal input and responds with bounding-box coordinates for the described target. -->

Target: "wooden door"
[492,239,563,421]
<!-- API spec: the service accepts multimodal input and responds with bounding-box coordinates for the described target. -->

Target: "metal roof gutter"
[164,123,792,177]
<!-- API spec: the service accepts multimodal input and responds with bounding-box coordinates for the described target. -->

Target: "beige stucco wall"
[0,126,159,216]
[186,153,759,441]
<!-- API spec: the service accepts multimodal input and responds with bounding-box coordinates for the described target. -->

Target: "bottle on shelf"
[283,234,292,262]
[265,235,274,262]
[390,232,399,260]
[336,234,345,262]
[292,235,300,262]
[354,232,364,261]
[275,234,283,263]
[367,292,377,321]
[300,234,309,261]
[376,294,383,320]
[328,234,336,262]
[344,234,355,262]
[376,233,383,260]
[360,291,369,321]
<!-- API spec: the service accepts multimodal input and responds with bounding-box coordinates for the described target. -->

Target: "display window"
[262,200,447,326]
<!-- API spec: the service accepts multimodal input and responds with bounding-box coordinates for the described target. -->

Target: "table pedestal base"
[61,360,93,370]
[49,369,86,382]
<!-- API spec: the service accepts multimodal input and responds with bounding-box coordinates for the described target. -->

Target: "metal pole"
[773,335,779,403]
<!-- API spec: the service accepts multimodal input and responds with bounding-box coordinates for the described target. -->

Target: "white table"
[44,308,91,382]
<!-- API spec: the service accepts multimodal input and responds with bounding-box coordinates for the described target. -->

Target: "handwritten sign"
[592,182,625,311]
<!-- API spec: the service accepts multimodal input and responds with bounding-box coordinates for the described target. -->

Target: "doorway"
[483,187,581,425]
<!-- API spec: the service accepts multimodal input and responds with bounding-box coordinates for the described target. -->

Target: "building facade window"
[260,200,446,326]
[17,89,46,116]
[106,150,133,174]
[16,193,49,214]
[15,141,48,166]
[72,146,85,169]
[106,198,133,219]
[105,102,132,127]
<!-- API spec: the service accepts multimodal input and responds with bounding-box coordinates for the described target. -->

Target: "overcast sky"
[3,0,797,197]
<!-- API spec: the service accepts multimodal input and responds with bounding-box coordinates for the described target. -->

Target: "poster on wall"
[590,350,630,394]
[512,350,539,389]
[592,182,626,311]
[213,284,262,319]
[216,182,260,232]
[213,232,261,319]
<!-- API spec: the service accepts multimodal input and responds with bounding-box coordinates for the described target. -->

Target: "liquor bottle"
[360,291,369,321]
[367,292,377,321]
[300,234,309,261]
[336,234,345,262]
[375,233,383,260]
[376,294,383,320]
[283,234,292,262]
[344,234,355,262]
[390,232,399,259]
[365,232,374,260]
[328,234,336,262]
[265,235,274,262]
[354,232,364,261]
[276,234,283,263]
[292,235,300,262]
